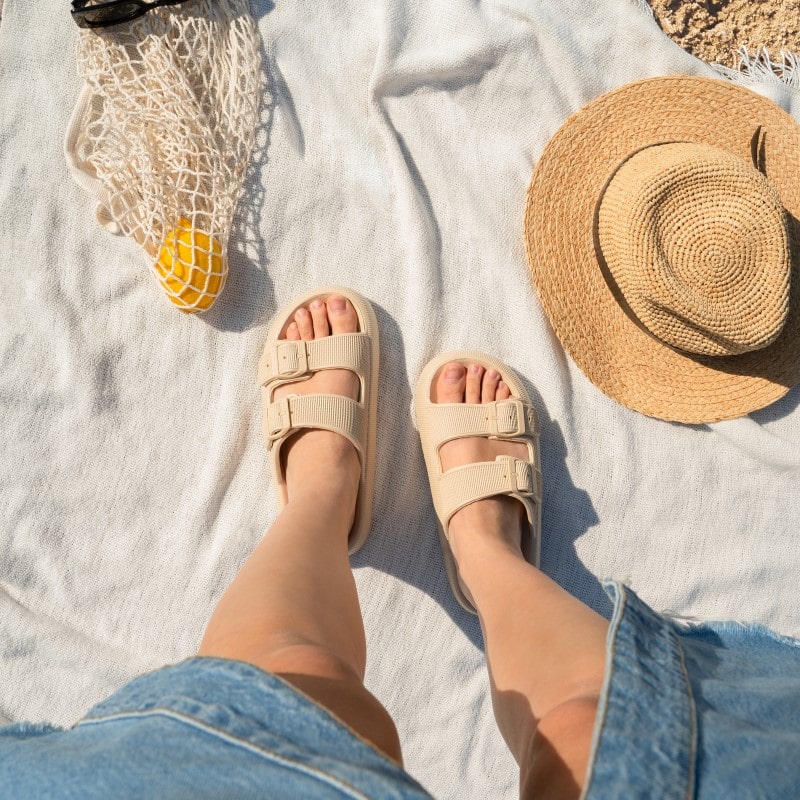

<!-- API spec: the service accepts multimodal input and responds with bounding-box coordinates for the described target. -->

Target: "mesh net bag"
[65,0,262,314]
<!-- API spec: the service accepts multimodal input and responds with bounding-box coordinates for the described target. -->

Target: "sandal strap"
[263,393,366,454]
[438,455,542,529]
[258,333,371,389]
[425,398,539,446]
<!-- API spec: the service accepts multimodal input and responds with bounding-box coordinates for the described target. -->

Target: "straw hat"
[524,76,800,423]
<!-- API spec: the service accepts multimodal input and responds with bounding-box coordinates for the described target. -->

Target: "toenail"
[445,365,463,381]
[328,296,346,312]
[297,308,309,318]
[498,381,507,390]
[310,299,324,309]
[470,364,481,374]
[487,369,499,379]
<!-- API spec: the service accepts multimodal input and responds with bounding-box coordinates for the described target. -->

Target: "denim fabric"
[584,582,800,800]
[3,587,800,799]
[0,658,433,799]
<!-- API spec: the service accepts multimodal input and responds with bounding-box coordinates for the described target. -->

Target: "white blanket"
[2,1,799,797]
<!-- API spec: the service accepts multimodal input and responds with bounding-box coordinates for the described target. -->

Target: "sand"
[648,0,800,67]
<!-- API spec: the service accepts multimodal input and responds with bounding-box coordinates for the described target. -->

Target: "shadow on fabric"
[353,302,607,650]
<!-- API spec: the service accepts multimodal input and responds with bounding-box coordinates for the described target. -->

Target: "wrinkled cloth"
[1,1,800,797]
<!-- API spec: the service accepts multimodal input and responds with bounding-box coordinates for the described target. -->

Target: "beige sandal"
[258,286,379,554]
[415,350,542,614]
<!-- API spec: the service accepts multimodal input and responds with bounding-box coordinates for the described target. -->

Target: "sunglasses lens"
[81,2,143,25]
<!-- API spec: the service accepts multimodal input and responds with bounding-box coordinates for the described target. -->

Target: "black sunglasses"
[71,0,191,29]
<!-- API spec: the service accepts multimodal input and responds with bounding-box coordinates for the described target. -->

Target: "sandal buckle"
[500,457,536,497]
[273,340,309,379]
[498,455,535,496]
[514,460,536,496]
[266,396,293,445]
[488,398,525,438]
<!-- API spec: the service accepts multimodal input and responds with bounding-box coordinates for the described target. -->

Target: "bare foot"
[273,295,362,528]
[431,362,529,605]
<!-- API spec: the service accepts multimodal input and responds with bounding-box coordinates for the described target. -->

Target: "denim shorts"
[584,582,800,799]
[2,582,799,799]
[0,658,432,799]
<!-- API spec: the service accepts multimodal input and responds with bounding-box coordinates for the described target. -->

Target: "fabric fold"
[585,582,800,799]
[585,582,696,799]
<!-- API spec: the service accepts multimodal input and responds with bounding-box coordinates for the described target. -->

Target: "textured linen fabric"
[1,1,800,798]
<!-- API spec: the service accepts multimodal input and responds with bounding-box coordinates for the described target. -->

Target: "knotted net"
[65,0,262,313]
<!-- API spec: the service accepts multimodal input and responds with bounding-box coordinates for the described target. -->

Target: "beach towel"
[1,2,799,797]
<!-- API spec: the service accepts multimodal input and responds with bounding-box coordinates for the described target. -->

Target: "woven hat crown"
[596,142,791,357]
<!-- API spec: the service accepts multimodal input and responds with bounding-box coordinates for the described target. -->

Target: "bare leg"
[199,295,402,763]
[432,362,609,800]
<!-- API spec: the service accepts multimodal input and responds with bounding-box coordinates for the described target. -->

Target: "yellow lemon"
[155,218,226,313]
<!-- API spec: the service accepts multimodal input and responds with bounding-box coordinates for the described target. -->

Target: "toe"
[482,368,500,403]
[327,295,359,334]
[309,298,330,338]
[286,321,301,341]
[497,380,511,400]
[465,364,484,404]
[295,306,314,340]
[433,362,467,403]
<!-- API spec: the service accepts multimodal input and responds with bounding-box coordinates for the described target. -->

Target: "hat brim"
[524,76,800,423]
